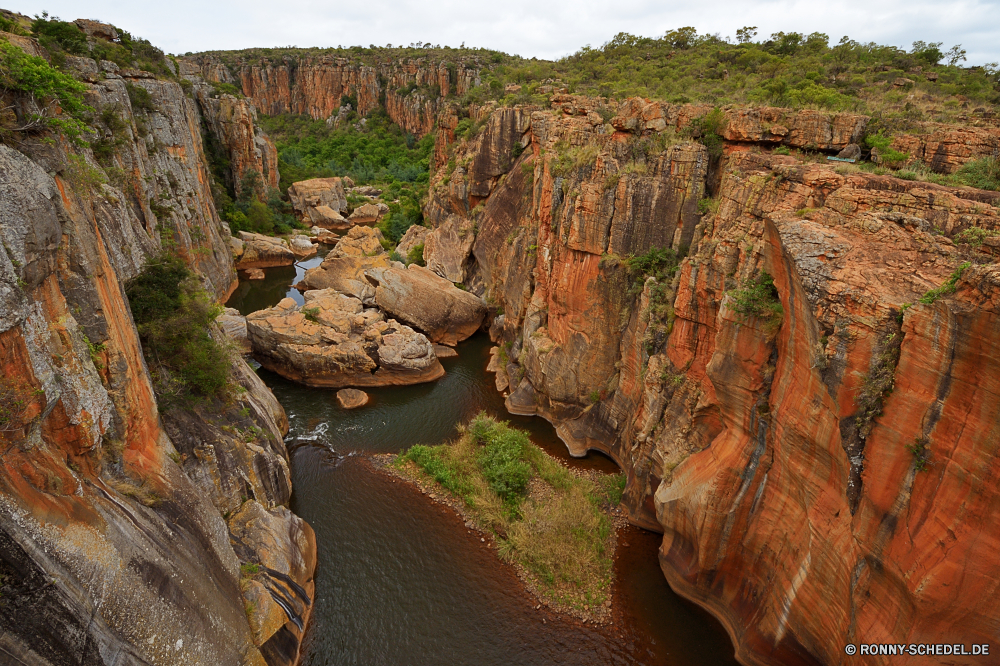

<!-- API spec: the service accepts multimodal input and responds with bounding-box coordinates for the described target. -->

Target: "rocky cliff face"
[0,28,313,666]
[183,53,483,137]
[425,94,1000,665]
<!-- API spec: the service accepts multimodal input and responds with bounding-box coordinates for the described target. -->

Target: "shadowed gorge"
[0,7,999,666]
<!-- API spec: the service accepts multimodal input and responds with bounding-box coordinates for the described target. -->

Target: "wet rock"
[433,344,458,358]
[365,265,488,345]
[246,290,444,387]
[309,226,340,245]
[336,388,369,409]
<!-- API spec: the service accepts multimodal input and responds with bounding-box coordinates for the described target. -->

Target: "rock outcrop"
[177,62,280,198]
[297,226,394,301]
[180,53,485,137]
[234,231,297,269]
[0,29,314,666]
[288,177,349,228]
[427,94,1000,666]
[366,264,487,345]
[246,291,444,387]
[336,388,369,409]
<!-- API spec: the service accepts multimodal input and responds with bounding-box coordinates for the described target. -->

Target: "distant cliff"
[183,52,484,137]
[0,19,313,666]
[424,94,1000,665]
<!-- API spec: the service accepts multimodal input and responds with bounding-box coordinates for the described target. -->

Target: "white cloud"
[7,0,1000,65]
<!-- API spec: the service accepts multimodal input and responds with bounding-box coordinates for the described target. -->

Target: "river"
[227,254,738,666]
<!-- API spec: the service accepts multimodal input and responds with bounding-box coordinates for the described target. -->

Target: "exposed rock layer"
[427,94,1000,666]
[0,31,314,666]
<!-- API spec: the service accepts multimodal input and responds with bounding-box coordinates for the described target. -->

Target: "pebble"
[480,537,485,542]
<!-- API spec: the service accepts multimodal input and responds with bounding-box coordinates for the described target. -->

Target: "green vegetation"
[397,413,622,609]
[918,261,970,305]
[906,437,931,471]
[864,132,909,167]
[29,13,175,78]
[406,242,425,266]
[955,226,1000,249]
[259,112,434,244]
[624,247,682,353]
[854,329,903,439]
[302,306,320,323]
[728,271,784,329]
[125,254,231,402]
[0,39,91,143]
[955,156,1000,191]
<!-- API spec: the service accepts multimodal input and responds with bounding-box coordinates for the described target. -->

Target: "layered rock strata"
[181,53,484,137]
[425,94,1000,666]
[0,28,314,666]
[233,231,298,270]
[246,291,444,387]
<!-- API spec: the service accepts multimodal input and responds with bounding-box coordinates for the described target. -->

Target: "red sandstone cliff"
[183,53,484,137]
[425,94,1000,665]
[0,25,313,666]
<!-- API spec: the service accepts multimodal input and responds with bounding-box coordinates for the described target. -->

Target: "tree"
[736,26,758,44]
[945,44,967,66]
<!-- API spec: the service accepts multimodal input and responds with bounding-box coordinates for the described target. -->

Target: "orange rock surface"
[428,94,1000,665]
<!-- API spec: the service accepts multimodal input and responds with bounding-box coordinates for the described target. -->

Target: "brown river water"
[227,255,738,666]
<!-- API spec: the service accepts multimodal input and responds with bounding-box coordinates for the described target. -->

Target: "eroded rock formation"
[0,28,314,666]
[181,53,484,137]
[426,93,1000,665]
[246,291,444,387]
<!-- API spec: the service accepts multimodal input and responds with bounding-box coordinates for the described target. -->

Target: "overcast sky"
[7,0,1000,66]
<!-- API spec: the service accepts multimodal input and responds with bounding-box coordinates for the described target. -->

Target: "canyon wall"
[0,28,313,666]
[425,94,1000,665]
[183,53,483,137]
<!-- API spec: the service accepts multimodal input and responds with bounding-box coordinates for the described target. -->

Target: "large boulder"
[288,234,318,260]
[365,265,487,345]
[288,178,348,228]
[246,291,444,388]
[348,202,382,226]
[297,227,397,302]
[235,231,296,269]
[218,307,250,354]
[424,215,476,283]
[396,224,429,263]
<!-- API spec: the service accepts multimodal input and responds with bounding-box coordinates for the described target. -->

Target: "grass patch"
[396,413,622,610]
[918,261,970,305]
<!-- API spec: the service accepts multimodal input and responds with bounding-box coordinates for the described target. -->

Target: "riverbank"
[369,446,628,626]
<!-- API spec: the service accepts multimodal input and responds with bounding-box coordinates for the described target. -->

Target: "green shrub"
[729,271,783,328]
[30,15,88,55]
[864,132,909,167]
[126,255,231,400]
[691,108,725,160]
[918,261,970,305]
[0,40,92,143]
[954,226,1000,249]
[126,83,157,113]
[302,306,320,322]
[955,157,1000,191]
[625,246,680,293]
[407,242,425,266]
